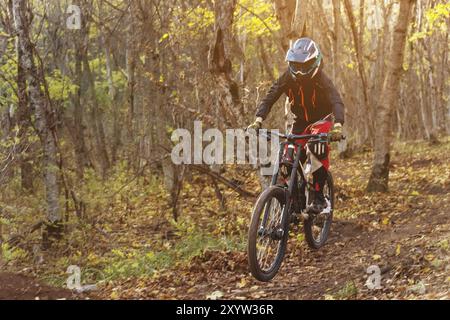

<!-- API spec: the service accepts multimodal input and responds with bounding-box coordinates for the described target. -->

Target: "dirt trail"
[101,140,449,300]
[116,204,448,300]
[0,273,83,300]
[1,140,449,300]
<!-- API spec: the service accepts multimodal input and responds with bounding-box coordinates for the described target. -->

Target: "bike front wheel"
[248,186,290,282]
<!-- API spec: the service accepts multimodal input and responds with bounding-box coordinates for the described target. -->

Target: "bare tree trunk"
[15,32,33,191]
[273,0,308,133]
[367,0,414,192]
[208,0,243,128]
[291,0,307,38]
[344,0,373,143]
[83,52,110,177]
[273,0,296,51]
[273,0,308,47]
[358,0,365,52]
[424,37,439,143]
[332,0,341,82]
[102,33,121,163]
[74,5,110,178]
[257,37,274,81]
[0,219,3,266]
[443,30,450,135]
[126,0,137,142]
[12,0,61,243]
[71,27,90,179]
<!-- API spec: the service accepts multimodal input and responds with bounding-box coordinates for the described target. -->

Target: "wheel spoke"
[257,237,270,265]
[255,196,284,272]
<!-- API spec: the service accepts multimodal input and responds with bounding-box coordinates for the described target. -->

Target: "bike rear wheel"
[304,173,334,249]
[248,186,290,282]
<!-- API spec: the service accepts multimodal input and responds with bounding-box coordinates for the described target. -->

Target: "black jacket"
[256,70,345,132]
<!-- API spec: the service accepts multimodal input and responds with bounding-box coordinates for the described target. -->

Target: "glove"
[330,123,343,141]
[247,118,263,132]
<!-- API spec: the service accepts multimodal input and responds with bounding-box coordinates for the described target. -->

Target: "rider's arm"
[255,71,289,121]
[320,72,345,125]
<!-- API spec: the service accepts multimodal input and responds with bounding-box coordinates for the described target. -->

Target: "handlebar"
[252,129,345,143]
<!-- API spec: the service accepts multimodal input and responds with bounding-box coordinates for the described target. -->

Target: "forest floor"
[97,138,450,300]
[1,137,449,300]
[0,272,86,300]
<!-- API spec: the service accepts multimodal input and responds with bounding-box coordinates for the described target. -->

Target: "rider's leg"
[308,121,332,214]
[311,167,327,212]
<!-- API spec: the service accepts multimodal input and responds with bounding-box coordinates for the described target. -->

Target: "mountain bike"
[247,129,342,282]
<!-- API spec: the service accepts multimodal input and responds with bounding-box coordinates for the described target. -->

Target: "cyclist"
[248,38,345,214]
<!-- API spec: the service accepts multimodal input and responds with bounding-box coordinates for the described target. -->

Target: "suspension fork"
[270,142,286,187]
[279,143,303,232]
[259,143,286,231]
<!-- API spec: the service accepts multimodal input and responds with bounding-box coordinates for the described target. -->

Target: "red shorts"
[287,120,333,170]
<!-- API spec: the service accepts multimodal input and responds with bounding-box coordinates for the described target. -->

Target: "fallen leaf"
[237,278,247,289]
[110,291,119,300]
[206,290,224,300]
[396,244,401,256]
[425,254,435,262]
[373,254,382,261]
